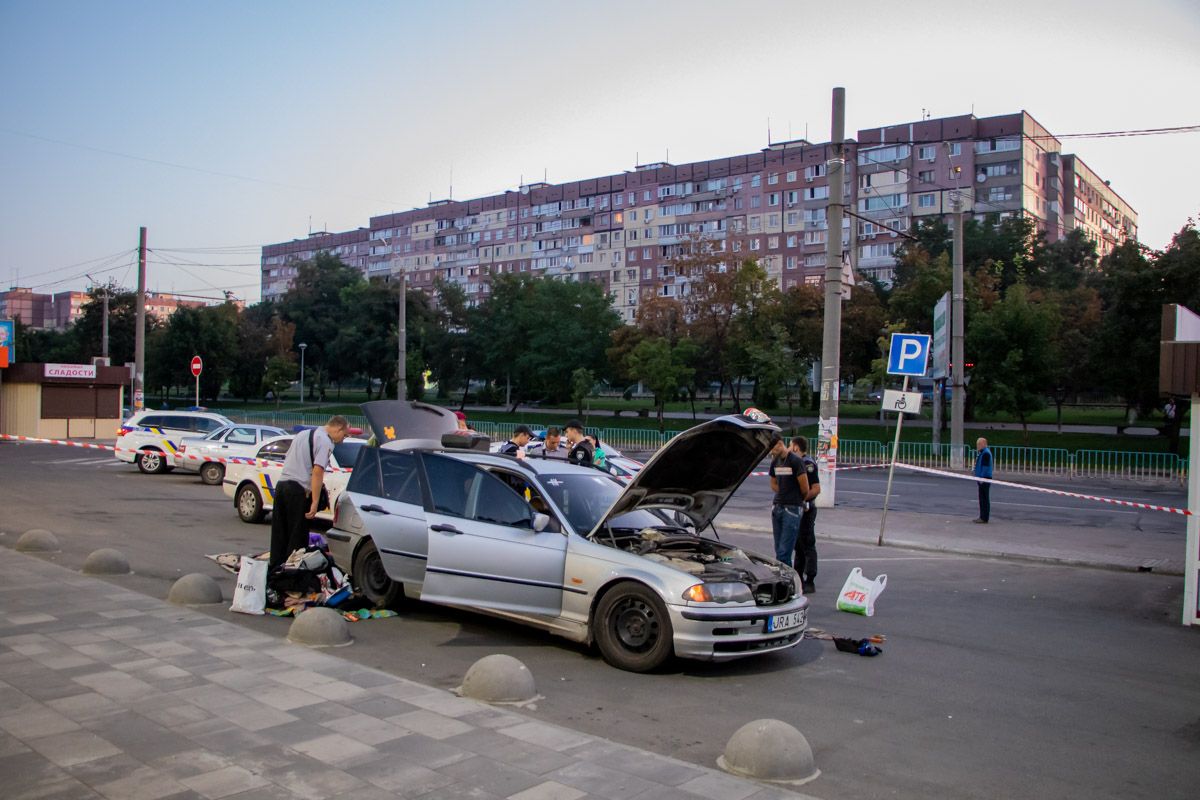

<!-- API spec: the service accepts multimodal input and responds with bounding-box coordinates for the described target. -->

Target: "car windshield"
[203,427,229,441]
[539,473,667,536]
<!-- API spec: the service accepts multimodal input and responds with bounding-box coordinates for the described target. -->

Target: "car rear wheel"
[236,484,265,524]
[136,449,168,474]
[352,540,405,609]
[594,582,674,672]
[199,462,225,486]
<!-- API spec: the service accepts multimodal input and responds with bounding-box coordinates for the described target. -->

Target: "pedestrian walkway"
[0,552,815,800]
[720,504,1187,575]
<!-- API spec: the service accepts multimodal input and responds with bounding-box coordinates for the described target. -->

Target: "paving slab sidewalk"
[0,552,818,800]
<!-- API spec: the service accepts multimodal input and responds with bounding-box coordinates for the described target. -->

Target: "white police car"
[115,410,234,474]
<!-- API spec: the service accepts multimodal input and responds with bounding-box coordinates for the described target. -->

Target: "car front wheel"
[136,449,168,474]
[235,484,265,524]
[594,582,674,672]
[352,540,405,609]
[199,462,225,486]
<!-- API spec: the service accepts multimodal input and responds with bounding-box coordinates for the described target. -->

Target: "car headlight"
[683,582,754,604]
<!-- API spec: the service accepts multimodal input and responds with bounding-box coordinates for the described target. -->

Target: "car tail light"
[117,426,132,437]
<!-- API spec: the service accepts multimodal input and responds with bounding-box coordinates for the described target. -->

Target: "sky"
[1,0,1198,304]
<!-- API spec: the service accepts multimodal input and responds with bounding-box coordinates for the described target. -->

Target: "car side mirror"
[532,512,550,533]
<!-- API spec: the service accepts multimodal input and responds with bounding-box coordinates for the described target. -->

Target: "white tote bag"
[836,567,888,616]
[230,556,268,615]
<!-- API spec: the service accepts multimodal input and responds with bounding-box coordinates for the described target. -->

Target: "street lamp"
[298,343,307,404]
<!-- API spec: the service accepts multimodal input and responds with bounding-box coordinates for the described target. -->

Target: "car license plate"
[767,610,804,632]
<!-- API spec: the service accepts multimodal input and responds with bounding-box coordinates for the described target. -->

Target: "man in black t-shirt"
[564,419,594,467]
[790,436,820,593]
[767,435,810,565]
[499,424,533,457]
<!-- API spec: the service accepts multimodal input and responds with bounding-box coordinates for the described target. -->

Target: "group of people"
[768,434,821,595]
[497,419,604,468]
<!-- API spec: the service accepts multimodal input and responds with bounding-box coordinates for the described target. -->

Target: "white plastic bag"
[836,567,887,616]
[230,556,268,615]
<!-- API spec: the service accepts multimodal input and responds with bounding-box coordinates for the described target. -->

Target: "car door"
[345,449,430,586]
[419,454,566,618]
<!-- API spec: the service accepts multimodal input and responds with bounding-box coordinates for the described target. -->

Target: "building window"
[804,164,825,180]
[917,193,936,208]
[786,255,797,270]
[768,193,779,206]
[918,145,936,161]
[750,195,761,208]
[786,171,797,182]
[918,170,934,184]
[768,172,779,185]
[947,142,962,156]
[768,236,779,249]
[750,238,761,251]
[751,174,761,188]
[806,186,829,201]
[787,235,797,247]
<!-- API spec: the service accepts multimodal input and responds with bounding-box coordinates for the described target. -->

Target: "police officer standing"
[564,419,594,467]
[767,435,809,566]
[789,436,820,593]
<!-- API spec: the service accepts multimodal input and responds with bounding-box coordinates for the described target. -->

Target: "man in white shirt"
[270,416,349,567]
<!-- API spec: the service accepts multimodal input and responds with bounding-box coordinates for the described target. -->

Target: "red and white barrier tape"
[892,461,1191,517]
[0,433,353,472]
[749,463,888,477]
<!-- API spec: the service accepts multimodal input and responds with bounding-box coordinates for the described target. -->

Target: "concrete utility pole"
[950,194,965,468]
[816,87,846,508]
[397,269,407,401]
[134,227,146,410]
[384,235,407,401]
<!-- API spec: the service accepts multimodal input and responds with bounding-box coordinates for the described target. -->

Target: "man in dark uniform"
[790,436,820,593]
[767,435,809,565]
[564,419,594,467]
[499,424,533,457]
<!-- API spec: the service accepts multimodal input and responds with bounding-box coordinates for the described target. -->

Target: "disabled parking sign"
[887,333,931,376]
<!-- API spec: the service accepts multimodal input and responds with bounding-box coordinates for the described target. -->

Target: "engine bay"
[604,527,793,589]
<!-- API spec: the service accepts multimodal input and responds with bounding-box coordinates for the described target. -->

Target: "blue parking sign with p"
[887,333,931,376]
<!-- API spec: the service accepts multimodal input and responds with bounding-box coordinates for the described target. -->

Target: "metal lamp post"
[298,343,307,404]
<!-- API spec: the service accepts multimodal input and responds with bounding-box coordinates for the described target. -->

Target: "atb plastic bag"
[836,567,888,616]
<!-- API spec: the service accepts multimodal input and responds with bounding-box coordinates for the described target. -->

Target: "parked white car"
[173,424,287,485]
[221,433,368,524]
[116,410,235,474]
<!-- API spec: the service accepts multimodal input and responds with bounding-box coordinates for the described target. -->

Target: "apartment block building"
[0,288,213,330]
[260,111,1137,320]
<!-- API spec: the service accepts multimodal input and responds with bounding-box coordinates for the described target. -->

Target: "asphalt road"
[1,441,1198,800]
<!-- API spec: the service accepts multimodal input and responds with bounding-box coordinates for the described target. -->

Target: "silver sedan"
[326,402,808,672]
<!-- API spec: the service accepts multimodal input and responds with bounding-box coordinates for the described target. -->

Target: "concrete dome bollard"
[167,573,223,606]
[717,719,820,785]
[457,654,538,704]
[288,607,352,647]
[81,548,131,575]
[16,529,60,553]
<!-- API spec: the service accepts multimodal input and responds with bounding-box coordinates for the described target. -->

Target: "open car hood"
[586,413,779,539]
[361,400,459,447]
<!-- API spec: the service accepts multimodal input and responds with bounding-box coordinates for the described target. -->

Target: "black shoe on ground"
[802,581,815,594]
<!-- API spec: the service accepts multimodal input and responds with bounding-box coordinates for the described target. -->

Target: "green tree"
[625,336,697,430]
[262,355,297,409]
[966,284,1058,441]
[228,303,294,401]
[571,367,595,418]
[473,275,620,408]
[278,253,363,399]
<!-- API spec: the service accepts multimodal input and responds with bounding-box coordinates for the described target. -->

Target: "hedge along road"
[0,441,1196,800]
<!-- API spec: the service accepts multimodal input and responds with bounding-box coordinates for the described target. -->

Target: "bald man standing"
[973,437,993,524]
